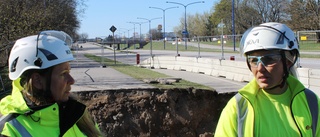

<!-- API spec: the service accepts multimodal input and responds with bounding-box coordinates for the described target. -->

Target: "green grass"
[300,54,320,58]
[84,54,214,90]
[299,41,320,51]
[117,41,236,53]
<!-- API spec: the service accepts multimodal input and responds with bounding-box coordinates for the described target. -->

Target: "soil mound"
[75,88,235,136]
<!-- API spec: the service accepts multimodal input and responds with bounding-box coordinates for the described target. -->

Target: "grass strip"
[84,54,214,90]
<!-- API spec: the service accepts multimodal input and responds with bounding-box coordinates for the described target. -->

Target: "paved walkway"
[70,52,155,92]
[151,69,246,93]
[70,43,247,93]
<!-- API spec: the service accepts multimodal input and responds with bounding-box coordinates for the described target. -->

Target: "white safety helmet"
[8,30,74,80]
[240,22,299,56]
[240,22,300,80]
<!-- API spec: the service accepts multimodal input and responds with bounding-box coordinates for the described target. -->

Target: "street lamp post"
[119,28,133,49]
[218,19,225,60]
[166,1,204,50]
[119,28,133,57]
[137,17,162,58]
[128,22,146,48]
[119,28,132,45]
[127,22,139,49]
[149,6,179,50]
[232,0,236,51]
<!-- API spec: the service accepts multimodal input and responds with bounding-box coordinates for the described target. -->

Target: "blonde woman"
[0,30,102,137]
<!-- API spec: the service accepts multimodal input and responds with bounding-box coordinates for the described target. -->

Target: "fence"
[140,33,320,69]
[297,30,320,51]
[100,30,320,53]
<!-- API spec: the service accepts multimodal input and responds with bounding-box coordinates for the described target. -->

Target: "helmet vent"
[39,48,58,61]
[10,57,19,72]
[276,34,285,44]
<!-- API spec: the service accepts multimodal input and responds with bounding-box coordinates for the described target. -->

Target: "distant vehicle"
[164,37,176,41]
[212,38,218,41]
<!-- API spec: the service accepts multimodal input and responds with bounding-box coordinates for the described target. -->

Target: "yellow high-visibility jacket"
[0,79,87,137]
[215,75,320,137]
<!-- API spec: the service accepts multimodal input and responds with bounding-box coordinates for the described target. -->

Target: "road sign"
[182,30,188,35]
[110,25,117,32]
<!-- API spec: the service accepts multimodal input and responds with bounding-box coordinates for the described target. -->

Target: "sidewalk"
[70,43,247,93]
[70,51,155,92]
[151,69,246,93]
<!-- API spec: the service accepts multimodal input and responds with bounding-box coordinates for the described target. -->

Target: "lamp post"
[119,28,131,39]
[137,17,162,58]
[218,19,225,60]
[232,0,236,51]
[128,22,146,48]
[166,1,204,50]
[119,28,133,49]
[127,22,138,49]
[119,28,134,57]
[149,6,179,50]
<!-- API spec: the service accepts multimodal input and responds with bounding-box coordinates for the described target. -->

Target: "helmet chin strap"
[44,67,54,102]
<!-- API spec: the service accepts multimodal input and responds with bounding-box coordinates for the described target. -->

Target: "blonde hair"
[21,69,52,105]
[77,109,103,137]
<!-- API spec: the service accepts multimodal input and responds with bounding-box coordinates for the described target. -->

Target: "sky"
[78,0,217,39]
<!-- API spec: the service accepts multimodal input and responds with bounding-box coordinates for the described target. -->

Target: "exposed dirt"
[74,88,235,137]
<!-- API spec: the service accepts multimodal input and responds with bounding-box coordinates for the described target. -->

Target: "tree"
[188,12,210,37]
[205,0,291,36]
[209,0,233,35]
[232,0,262,34]
[248,0,289,23]
[79,33,89,41]
[173,11,212,39]
[150,28,162,40]
[287,0,320,42]
[171,0,320,42]
[0,0,86,68]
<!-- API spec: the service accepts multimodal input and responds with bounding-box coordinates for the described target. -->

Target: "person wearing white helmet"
[0,30,102,136]
[215,22,320,137]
